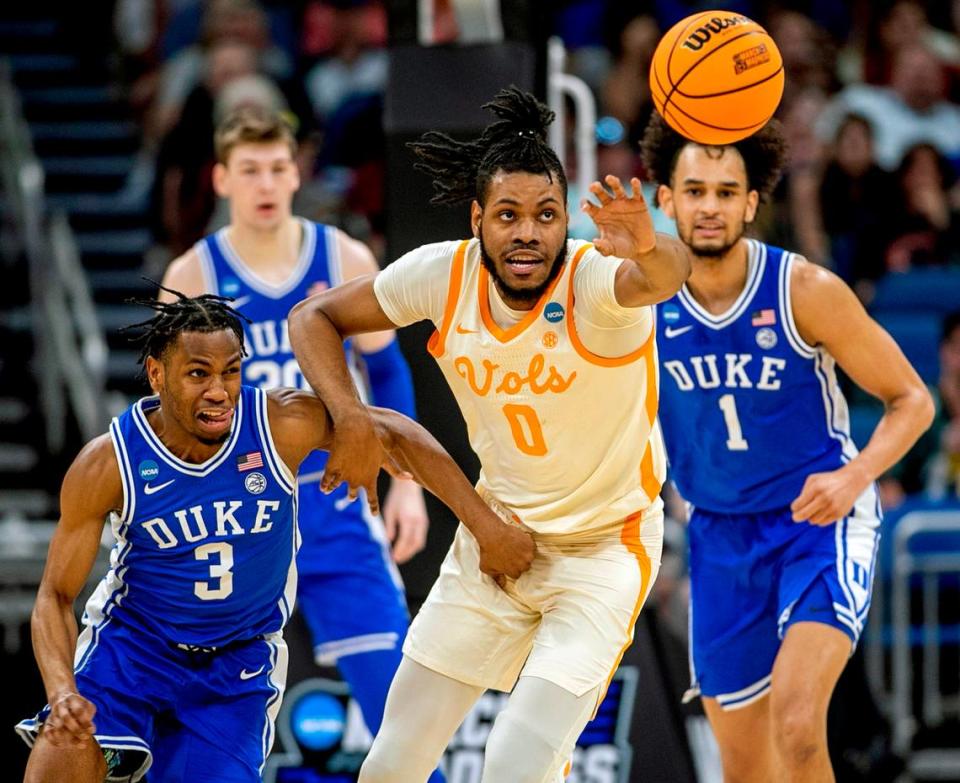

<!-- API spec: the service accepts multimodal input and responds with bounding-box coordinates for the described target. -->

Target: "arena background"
[2,1,960,780]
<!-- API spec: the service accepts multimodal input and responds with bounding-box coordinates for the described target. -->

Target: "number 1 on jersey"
[718,394,749,451]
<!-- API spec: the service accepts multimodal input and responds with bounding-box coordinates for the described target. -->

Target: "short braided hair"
[121,284,250,366]
[409,86,567,206]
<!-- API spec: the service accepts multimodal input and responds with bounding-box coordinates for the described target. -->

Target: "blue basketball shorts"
[687,484,880,710]
[16,618,288,782]
[295,479,409,665]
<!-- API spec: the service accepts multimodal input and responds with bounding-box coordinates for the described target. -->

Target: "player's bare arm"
[32,435,122,748]
[582,174,692,307]
[288,277,396,510]
[267,390,535,579]
[337,231,429,563]
[789,259,935,525]
[158,248,205,302]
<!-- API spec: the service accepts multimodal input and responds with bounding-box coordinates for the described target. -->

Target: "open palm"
[582,175,657,259]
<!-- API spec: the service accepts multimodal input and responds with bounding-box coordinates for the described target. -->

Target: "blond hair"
[214,105,297,165]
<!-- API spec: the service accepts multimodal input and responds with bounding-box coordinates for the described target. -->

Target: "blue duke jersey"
[657,240,858,513]
[92,385,298,647]
[195,218,367,478]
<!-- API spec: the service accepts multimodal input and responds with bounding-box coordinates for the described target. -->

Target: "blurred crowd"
[106,0,960,508]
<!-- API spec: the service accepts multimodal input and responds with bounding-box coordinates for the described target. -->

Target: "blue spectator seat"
[873,313,941,384]
[871,269,960,317]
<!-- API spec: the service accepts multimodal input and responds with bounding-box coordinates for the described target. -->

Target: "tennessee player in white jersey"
[288,88,692,782]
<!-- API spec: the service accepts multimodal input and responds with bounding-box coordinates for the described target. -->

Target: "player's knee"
[482,713,561,783]
[358,738,435,783]
[770,698,824,766]
[24,735,106,783]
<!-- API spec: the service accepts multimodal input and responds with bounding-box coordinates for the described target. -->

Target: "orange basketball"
[649,11,784,145]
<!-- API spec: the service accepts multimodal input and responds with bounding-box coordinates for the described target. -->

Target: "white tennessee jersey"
[381,238,665,537]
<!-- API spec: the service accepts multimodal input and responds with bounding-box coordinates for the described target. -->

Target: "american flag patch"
[237,451,264,471]
[751,309,776,326]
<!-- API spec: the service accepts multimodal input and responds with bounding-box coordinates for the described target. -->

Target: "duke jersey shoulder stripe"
[194,219,366,477]
[85,386,299,648]
[656,240,855,513]
[428,238,664,537]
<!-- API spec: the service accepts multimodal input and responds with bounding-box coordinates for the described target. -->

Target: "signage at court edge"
[263,668,639,782]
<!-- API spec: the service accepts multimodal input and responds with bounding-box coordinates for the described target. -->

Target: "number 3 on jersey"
[718,394,749,451]
[502,403,548,456]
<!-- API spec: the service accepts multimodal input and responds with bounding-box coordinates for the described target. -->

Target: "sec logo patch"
[542,331,558,349]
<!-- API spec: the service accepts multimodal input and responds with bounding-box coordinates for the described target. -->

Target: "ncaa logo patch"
[138,460,159,481]
[245,472,267,495]
[661,303,681,323]
[756,327,778,349]
[222,277,241,296]
[543,302,565,323]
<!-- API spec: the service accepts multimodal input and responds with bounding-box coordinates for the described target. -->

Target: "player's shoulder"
[62,432,123,509]
[161,246,206,298]
[788,254,844,302]
[264,388,331,455]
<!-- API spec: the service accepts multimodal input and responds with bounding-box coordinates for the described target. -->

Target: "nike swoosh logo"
[663,325,693,338]
[230,295,251,309]
[455,324,479,335]
[143,479,175,495]
[240,666,265,680]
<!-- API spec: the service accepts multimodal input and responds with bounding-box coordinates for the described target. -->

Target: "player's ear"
[745,189,759,224]
[145,356,164,395]
[657,184,675,219]
[470,200,482,237]
[212,162,229,198]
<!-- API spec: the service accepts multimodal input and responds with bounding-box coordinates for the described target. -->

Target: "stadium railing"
[0,59,108,453]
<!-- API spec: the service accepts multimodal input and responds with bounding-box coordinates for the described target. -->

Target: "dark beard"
[478,235,568,306]
[683,224,746,259]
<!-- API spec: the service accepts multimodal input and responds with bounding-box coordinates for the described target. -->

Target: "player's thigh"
[524,517,662,698]
[24,731,106,783]
[159,636,287,782]
[687,507,786,706]
[770,621,851,726]
[702,695,775,780]
[404,525,540,692]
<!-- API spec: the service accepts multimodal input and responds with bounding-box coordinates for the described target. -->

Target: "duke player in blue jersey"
[159,107,435,758]
[640,114,934,782]
[16,294,531,783]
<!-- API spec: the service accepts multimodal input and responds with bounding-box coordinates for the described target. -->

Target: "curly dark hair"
[408,86,567,207]
[640,113,788,205]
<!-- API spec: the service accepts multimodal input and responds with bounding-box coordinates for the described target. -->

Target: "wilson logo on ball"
[681,15,752,52]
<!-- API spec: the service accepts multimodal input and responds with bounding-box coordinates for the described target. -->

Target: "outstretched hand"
[582,175,657,260]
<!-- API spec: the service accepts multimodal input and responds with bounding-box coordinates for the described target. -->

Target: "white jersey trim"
[678,239,765,329]
[194,238,219,294]
[215,218,316,299]
[253,389,296,494]
[109,418,135,525]
[260,634,288,774]
[131,394,244,477]
[778,252,817,358]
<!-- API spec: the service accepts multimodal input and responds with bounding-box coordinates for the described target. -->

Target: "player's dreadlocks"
[640,112,788,205]
[120,284,250,366]
[409,86,567,206]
